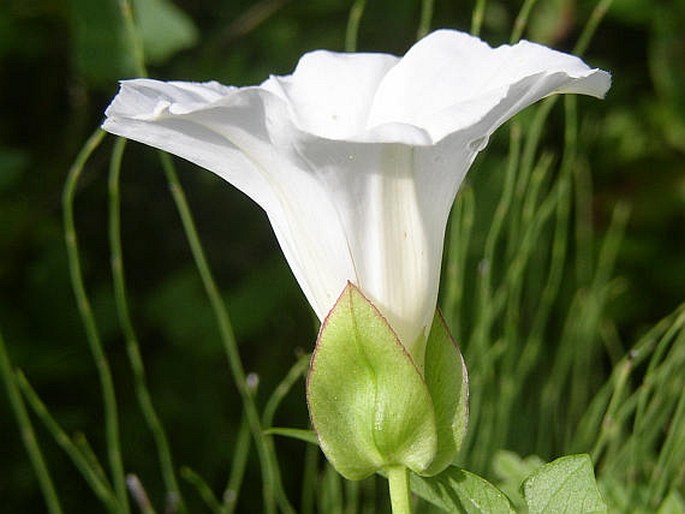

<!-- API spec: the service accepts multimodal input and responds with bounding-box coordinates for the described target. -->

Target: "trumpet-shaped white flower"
[103,29,610,365]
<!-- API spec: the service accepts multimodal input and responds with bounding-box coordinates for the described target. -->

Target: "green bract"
[423,311,469,475]
[307,283,468,480]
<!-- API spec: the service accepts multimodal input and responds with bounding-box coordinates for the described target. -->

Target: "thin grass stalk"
[495,153,555,435]
[468,158,560,468]
[73,432,110,486]
[442,185,475,342]
[645,328,685,503]
[361,475,377,514]
[126,475,157,514]
[629,310,685,479]
[114,3,290,508]
[0,331,63,514]
[416,0,434,39]
[652,383,685,504]
[320,463,344,514]
[573,0,615,56]
[345,0,367,52]
[471,123,521,362]
[157,152,285,514]
[507,98,557,261]
[564,94,593,290]
[567,205,628,428]
[575,305,685,452]
[223,413,251,514]
[520,95,578,383]
[180,467,222,513]
[537,202,627,449]
[15,371,119,512]
[470,0,487,36]
[510,0,540,43]
[258,353,309,513]
[490,156,557,456]
[588,359,632,462]
[592,203,630,293]
[62,127,129,512]
[110,3,288,512]
[262,354,310,428]
[574,162,594,288]
[300,442,318,514]
[344,480,360,514]
[116,0,147,78]
[108,137,186,512]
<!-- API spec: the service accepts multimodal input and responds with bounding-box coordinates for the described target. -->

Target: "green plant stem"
[442,185,475,343]
[416,0,434,39]
[63,127,129,513]
[116,0,147,78]
[262,354,310,428]
[158,152,282,514]
[470,0,487,36]
[345,0,366,52]
[223,413,251,514]
[108,138,186,513]
[181,467,222,513]
[0,330,63,514]
[111,1,288,510]
[574,0,615,56]
[510,0,539,43]
[300,442,318,514]
[387,466,412,514]
[15,371,119,512]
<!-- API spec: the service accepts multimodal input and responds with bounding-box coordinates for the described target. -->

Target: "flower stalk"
[387,466,412,514]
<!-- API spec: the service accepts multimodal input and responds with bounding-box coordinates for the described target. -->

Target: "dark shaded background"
[1,0,683,511]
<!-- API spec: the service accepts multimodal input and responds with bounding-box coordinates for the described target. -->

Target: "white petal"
[262,50,398,140]
[367,29,611,142]
[104,79,356,320]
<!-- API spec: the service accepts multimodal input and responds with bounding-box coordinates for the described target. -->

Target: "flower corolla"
[103,29,610,366]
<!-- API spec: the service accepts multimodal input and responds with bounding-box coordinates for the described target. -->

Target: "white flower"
[103,29,610,366]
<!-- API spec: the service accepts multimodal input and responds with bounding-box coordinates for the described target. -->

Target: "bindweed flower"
[104,29,611,484]
[103,29,610,370]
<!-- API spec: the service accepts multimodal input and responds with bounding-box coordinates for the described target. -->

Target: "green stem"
[180,467,222,513]
[387,466,411,514]
[0,330,63,514]
[573,0,615,56]
[510,0,539,43]
[158,152,281,514]
[223,412,251,514]
[109,137,186,513]
[470,0,487,36]
[62,127,129,513]
[15,371,119,513]
[262,354,310,428]
[345,0,367,52]
[416,0,434,39]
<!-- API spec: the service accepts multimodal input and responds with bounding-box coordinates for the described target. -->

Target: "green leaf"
[68,0,197,85]
[307,283,437,480]
[411,465,515,514]
[423,311,469,475]
[132,0,198,65]
[521,454,607,514]
[492,450,545,510]
[264,427,318,446]
[68,0,138,85]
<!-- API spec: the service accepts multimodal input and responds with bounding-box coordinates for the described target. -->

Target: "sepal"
[306,283,438,480]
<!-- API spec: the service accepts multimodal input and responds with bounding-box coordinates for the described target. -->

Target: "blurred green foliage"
[0,0,684,512]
